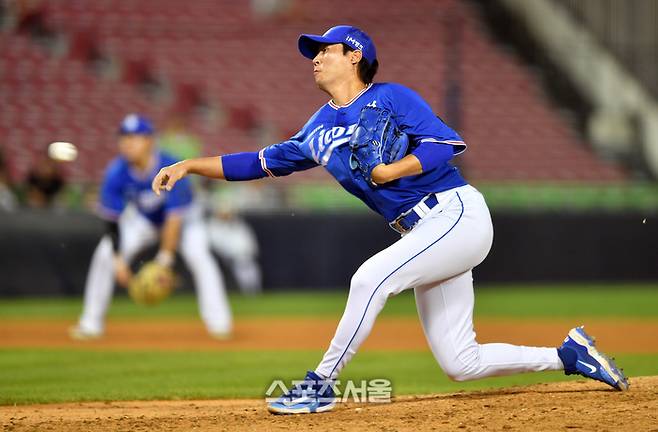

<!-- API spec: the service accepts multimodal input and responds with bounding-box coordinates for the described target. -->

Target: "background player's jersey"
[99,151,193,226]
[258,82,467,222]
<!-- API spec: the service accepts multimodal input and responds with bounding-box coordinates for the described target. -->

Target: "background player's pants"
[315,185,561,381]
[77,207,232,334]
[207,217,262,295]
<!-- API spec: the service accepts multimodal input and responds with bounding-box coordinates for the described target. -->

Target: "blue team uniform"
[99,152,193,226]
[250,82,467,222]
[264,25,630,418]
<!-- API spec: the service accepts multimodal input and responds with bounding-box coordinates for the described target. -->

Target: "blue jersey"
[99,152,193,226]
[259,82,467,222]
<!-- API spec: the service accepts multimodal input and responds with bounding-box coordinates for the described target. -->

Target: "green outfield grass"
[1,349,656,405]
[0,283,657,320]
[287,182,658,211]
[1,284,657,405]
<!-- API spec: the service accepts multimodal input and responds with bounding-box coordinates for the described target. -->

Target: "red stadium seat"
[0,0,627,183]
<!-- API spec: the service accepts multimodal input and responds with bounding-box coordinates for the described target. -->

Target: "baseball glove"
[349,106,409,185]
[128,261,176,306]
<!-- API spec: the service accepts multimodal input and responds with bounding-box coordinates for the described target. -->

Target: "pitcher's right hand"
[152,161,188,196]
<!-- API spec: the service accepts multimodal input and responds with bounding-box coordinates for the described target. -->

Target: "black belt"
[389,194,440,234]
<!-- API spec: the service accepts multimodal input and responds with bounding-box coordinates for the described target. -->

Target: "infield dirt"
[2,377,657,431]
[1,317,656,351]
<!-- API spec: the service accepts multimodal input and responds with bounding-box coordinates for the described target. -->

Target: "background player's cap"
[118,113,154,135]
[298,25,377,63]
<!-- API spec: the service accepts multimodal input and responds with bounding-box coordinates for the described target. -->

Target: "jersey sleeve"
[382,83,466,155]
[259,128,319,177]
[98,160,126,221]
[411,141,455,172]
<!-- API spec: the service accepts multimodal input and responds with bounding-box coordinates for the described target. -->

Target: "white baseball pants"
[207,217,262,295]
[316,185,562,381]
[77,206,232,334]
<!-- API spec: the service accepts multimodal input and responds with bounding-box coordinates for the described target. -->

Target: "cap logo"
[123,114,139,131]
[345,36,364,50]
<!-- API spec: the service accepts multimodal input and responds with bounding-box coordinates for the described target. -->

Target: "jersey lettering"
[310,124,357,165]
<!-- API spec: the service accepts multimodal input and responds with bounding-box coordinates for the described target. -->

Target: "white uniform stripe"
[258,149,275,177]
[418,138,468,156]
[327,83,373,110]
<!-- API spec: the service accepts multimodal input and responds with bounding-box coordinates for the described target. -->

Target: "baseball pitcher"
[152,26,628,414]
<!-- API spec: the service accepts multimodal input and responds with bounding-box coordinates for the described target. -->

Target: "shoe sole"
[569,327,629,391]
[68,328,103,341]
[267,401,336,415]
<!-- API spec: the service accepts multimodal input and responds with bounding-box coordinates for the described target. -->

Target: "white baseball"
[48,141,78,162]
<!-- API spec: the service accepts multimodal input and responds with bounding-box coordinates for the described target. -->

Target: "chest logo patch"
[309,124,357,165]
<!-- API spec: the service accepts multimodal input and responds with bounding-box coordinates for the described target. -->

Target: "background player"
[201,182,263,295]
[151,26,629,414]
[70,114,232,340]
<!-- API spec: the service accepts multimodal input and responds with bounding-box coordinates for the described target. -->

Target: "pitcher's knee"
[350,267,390,300]
[443,364,475,382]
[350,267,374,292]
[439,347,482,382]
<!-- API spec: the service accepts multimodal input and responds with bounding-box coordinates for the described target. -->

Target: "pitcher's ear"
[351,50,363,65]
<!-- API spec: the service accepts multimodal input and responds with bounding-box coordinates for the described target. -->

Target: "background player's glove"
[128,261,176,306]
[349,106,409,185]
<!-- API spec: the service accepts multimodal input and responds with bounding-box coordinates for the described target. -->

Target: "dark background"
[1,210,655,296]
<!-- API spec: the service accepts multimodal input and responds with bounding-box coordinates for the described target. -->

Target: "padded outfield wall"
[0,209,656,296]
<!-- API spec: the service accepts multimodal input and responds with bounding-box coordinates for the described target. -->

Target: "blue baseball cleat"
[558,326,629,391]
[267,371,336,415]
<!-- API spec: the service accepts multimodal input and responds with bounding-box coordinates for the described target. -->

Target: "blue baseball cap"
[298,25,377,63]
[118,113,154,135]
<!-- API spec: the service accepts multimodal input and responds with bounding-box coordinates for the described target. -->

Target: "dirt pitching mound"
[3,376,656,431]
